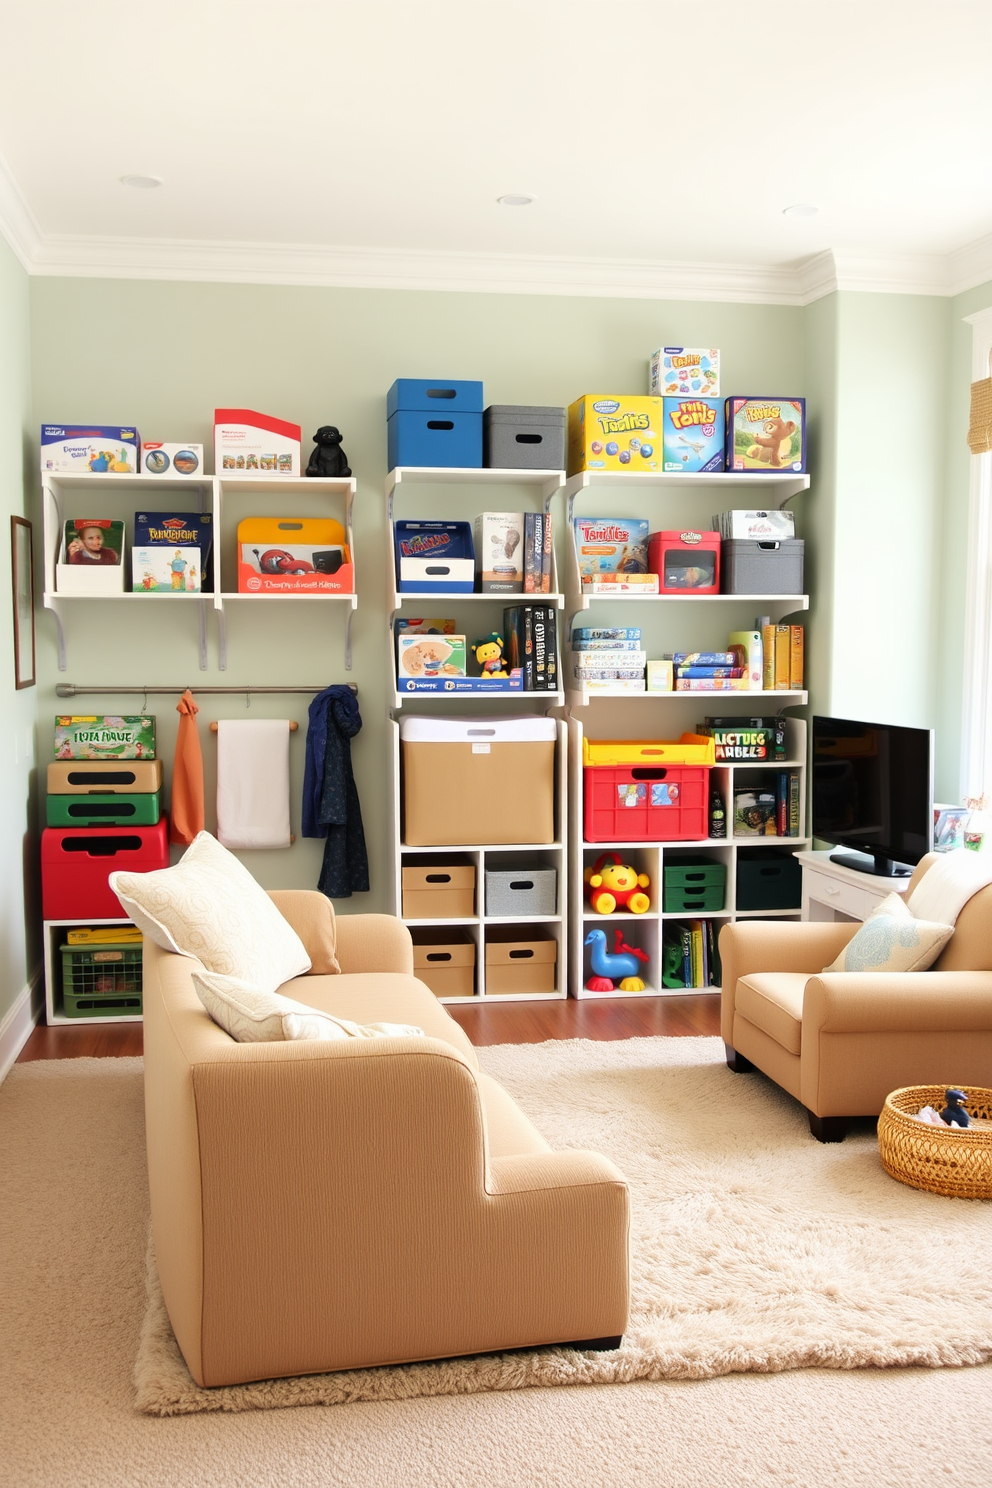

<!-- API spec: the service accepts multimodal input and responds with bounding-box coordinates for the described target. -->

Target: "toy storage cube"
[402,864,476,919]
[411,930,476,998]
[648,531,721,594]
[46,791,161,828]
[485,867,557,917]
[60,942,143,1018]
[387,411,482,470]
[583,765,709,842]
[41,819,169,920]
[485,930,557,994]
[47,759,163,793]
[483,406,566,470]
[662,857,727,912]
[722,539,804,595]
[400,716,556,847]
[735,848,802,911]
[387,380,484,417]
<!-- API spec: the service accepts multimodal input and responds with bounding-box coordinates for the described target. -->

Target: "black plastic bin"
[735,848,802,911]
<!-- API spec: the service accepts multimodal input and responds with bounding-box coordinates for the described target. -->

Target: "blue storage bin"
[387,410,483,470]
[387,379,484,417]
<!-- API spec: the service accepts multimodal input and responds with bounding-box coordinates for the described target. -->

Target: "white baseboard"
[0,968,43,1085]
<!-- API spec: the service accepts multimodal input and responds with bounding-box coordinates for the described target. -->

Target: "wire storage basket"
[877,1085,992,1199]
[60,943,143,1018]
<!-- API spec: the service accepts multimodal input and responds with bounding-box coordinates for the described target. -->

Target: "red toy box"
[648,530,721,594]
[584,765,710,842]
[42,819,169,920]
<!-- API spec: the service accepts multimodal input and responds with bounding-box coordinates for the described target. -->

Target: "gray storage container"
[483,405,566,471]
[722,537,804,595]
[485,866,557,917]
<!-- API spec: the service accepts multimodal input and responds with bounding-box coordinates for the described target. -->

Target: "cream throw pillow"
[109,831,311,992]
[192,971,425,1043]
[822,892,953,974]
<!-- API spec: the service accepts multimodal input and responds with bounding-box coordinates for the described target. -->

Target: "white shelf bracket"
[345,607,354,671]
[197,600,209,671]
[217,606,228,671]
[51,600,67,672]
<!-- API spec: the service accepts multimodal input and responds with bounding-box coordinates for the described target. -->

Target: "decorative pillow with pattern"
[822,892,953,974]
[192,971,425,1043]
[109,831,311,992]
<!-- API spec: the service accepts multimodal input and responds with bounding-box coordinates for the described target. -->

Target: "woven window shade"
[968,350,992,453]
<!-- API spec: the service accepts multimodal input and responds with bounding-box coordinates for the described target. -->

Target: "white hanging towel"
[216,720,292,850]
[907,848,992,925]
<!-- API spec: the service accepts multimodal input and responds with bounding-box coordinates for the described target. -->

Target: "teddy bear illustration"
[747,416,797,468]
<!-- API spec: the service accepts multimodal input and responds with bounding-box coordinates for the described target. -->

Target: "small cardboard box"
[402,864,476,919]
[141,443,204,477]
[41,425,139,474]
[485,930,557,994]
[397,633,467,681]
[714,509,795,541]
[215,408,301,476]
[132,547,201,592]
[54,715,155,760]
[411,931,476,998]
[649,348,720,398]
[474,512,524,592]
[48,759,163,793]
[567,396,663,474]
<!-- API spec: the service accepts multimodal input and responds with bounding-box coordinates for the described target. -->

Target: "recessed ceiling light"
[782,203,818,219]
[497,194,535,207]
[119,174,163,190]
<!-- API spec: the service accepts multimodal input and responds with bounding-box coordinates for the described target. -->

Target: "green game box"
[54,715,156,760]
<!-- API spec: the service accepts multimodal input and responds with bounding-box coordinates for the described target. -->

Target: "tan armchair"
[719,854,992,1141]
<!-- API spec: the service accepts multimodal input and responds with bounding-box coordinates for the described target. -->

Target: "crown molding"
[949,231,992,297]
[0,149,41,271]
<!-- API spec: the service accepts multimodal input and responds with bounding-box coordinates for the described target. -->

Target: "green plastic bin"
[47,790,161,828]
[60,943,142,1018]
[662,856,726,913]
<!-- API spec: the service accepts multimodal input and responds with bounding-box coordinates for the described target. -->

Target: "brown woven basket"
[878,1086,992,1199]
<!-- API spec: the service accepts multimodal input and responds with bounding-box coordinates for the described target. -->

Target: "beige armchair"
[719,854,992,1141]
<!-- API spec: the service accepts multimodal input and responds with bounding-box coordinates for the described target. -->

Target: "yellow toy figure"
[584,851,651,914]
[470,632,508,678]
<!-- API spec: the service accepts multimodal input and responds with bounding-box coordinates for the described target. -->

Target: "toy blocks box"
[141,443,204,477]
[215,409,301,476]
[725,398,806,473]
[662,398,725,472]
[649,348,720,398]
[132,547,201,593]
[567,396,662,474]
[237,517,352,593]
[54,715,156,760]
[41,425,139,474]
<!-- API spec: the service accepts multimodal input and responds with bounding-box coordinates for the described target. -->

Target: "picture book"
[62,518,124,567]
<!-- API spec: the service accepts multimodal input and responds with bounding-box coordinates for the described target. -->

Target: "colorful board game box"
[41,425,139,474]
[573,518,649,583]
[134,511,213,589]
[54,715,156,760]
[567,396,662,474]
[725,398,806,473]
[397,633,467,680]
[650,348,720,398]
[662,397,725,472]
[132,547,201,592]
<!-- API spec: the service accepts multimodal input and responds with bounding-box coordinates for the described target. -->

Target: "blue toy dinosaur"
[584,926,650,993]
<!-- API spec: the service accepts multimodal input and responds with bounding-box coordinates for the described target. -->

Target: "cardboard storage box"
[48,759,163,794]
[485,930,557,994]
[41,424,139,474]
[400,715,556,847]
[411,930,476,998]
[402,864,476,919]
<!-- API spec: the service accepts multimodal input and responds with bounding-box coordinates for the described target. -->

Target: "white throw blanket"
[216,720,292,850]
[907,849,992,925]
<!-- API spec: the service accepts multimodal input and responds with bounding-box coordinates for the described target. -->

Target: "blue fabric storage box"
[387,379,484,416]
[387,410,482,469]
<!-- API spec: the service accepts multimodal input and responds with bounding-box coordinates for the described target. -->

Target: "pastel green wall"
[28,278,806,910]
[0,238,40,1026]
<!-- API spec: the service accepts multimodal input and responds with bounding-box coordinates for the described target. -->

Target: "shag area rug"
[135,1036,992,1415]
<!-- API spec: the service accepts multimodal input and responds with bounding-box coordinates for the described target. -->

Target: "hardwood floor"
[17,992,720,1060]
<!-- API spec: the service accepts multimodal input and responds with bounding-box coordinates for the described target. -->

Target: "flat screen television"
[811,716,934,877]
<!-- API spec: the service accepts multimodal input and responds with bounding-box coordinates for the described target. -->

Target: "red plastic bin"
[42,819,169,920]
[584,765,709,842]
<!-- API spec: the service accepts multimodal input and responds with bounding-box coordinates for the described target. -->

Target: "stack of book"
[761,622,804,690]
[733,774,802,837]
[503,605,559,691]
[523,512,554,593]
[571,627,645,693]
[664,650,749,693]
[661,920,721,990]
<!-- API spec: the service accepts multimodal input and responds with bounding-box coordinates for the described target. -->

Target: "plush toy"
[746,416,796,468]
[470,633,508,678]
[584,927,650,993]
[940,1088,971,1128]
[584,852,651,915]
[306,425,352,478]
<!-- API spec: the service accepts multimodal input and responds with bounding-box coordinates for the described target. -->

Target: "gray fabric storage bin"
[484,406,566,470]
[722,538,804,594]
[485,867,557,917]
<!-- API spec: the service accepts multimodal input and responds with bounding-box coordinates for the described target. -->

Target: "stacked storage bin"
[387,379,483,469]
[582,735,715,842]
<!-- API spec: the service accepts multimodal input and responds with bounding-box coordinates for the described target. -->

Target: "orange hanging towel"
[170,689,205,845]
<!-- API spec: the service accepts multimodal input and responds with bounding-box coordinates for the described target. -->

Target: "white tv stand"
[796,849,912,923]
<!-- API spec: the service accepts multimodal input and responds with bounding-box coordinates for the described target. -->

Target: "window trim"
[961,307,992,802]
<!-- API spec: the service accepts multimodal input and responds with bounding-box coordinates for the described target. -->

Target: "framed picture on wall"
[11,516,36,689]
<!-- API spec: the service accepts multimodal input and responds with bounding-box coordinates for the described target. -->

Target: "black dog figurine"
[306,426,352,478]
[940,1088,971,1128]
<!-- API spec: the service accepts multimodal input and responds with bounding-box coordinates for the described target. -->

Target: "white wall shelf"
[567,682,808,707]
[387,466,565,506]
[41,472,357,671]
[564,469,810,506]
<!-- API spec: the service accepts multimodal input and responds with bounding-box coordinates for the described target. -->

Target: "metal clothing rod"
[55,683,357,698]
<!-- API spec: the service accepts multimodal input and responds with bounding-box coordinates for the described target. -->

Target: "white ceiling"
[2,0,991,302]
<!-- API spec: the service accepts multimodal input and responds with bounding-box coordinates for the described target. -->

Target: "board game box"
[573,518,649,584]
[54,715,156,760]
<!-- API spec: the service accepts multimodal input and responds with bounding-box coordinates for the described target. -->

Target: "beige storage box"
[48,759,164,794]
[412,930,476,998]
[402,863,476,919]
[485,929,557,994]
[401,716,556,847]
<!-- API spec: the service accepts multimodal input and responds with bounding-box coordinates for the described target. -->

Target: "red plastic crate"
[584,765,709,842]
[42,819,169,919]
